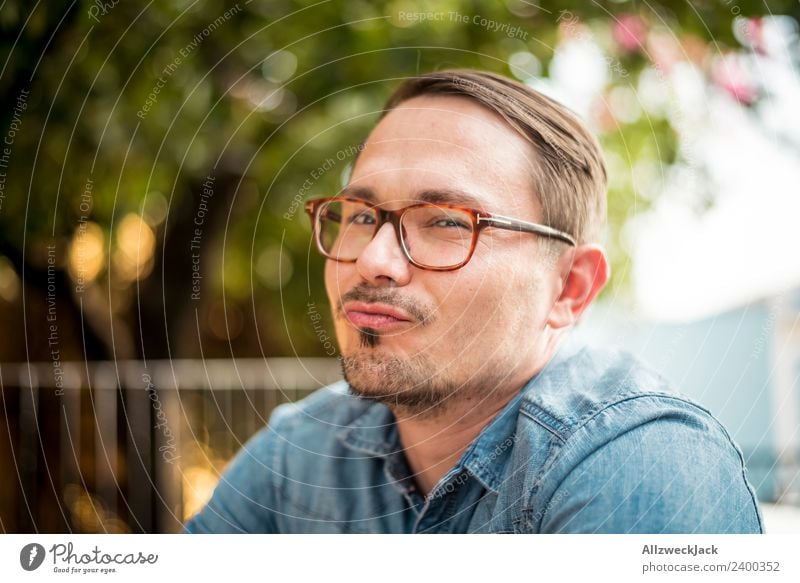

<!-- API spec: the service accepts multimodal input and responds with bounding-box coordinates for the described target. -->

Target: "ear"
[546,244,609,329]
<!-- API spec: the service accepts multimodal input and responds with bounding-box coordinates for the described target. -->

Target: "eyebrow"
[339,185,487,210]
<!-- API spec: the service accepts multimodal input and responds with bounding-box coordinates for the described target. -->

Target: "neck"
[392,395,512,496]
[393,353,552,497]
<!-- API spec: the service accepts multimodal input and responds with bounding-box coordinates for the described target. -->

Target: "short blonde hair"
[377,69,607,245]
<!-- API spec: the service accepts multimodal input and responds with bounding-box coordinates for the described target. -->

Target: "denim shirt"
[184,345,764,534]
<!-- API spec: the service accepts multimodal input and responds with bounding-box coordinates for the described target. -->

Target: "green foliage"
[1,0,794,358]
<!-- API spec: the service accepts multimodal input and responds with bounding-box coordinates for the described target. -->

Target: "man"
[185,69,763,533]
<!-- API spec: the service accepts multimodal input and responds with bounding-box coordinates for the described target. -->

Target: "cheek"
[323,260,334,298]
[460,263,539,329]
[324,260,349,306]
[324,262,351,328]
[431,271,506,334]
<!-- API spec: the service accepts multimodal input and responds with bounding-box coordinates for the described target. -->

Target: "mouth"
[343,301,414,331]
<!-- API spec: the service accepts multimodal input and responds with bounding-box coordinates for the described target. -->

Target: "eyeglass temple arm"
[477,213,577,246]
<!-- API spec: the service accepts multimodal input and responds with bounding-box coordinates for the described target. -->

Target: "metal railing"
[0,358,342,533]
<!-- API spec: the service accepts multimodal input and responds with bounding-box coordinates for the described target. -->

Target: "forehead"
[348,95,540,216]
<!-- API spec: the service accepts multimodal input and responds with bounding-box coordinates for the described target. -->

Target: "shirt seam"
[520,390,712,442]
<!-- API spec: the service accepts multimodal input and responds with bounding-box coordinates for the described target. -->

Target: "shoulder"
[517,344,691,439]
[183,379,372,533]
[515,345,743,461]
[509,345,763,533]
[262,379,374,441]
[246,379,389,479]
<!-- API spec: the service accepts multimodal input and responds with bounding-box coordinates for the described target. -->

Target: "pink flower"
[712,55,757,105]
[744,18,767,55]
[613,14,647,52]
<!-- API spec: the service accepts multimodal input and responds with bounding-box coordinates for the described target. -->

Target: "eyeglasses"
[304,196,576,271]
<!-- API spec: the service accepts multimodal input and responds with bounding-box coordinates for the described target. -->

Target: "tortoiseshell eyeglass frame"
[304,196,577,272]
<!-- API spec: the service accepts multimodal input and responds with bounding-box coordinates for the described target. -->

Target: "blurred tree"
[0,0,797,362]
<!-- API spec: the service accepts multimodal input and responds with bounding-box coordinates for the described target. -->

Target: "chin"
[338,350,457,414]
[340,350,401,391]
[343,368,400,402]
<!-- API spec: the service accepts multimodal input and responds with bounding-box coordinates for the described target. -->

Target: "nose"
[355,222,412,286]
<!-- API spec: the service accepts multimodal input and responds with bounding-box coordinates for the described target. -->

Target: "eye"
[430,217,470,229]
[322,210,342,223]
[348,211,376,225]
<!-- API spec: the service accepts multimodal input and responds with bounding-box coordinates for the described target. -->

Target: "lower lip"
[345,311,411,330]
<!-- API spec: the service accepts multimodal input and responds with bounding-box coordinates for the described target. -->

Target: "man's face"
[325,94,565,416]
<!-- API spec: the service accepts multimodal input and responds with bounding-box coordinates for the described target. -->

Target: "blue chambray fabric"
[184,344,763,534]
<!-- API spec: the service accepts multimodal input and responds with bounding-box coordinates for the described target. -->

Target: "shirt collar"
[335,389,525,494]
[458,344,582,492]
[336,398,400,457]
[458,388,527,493]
